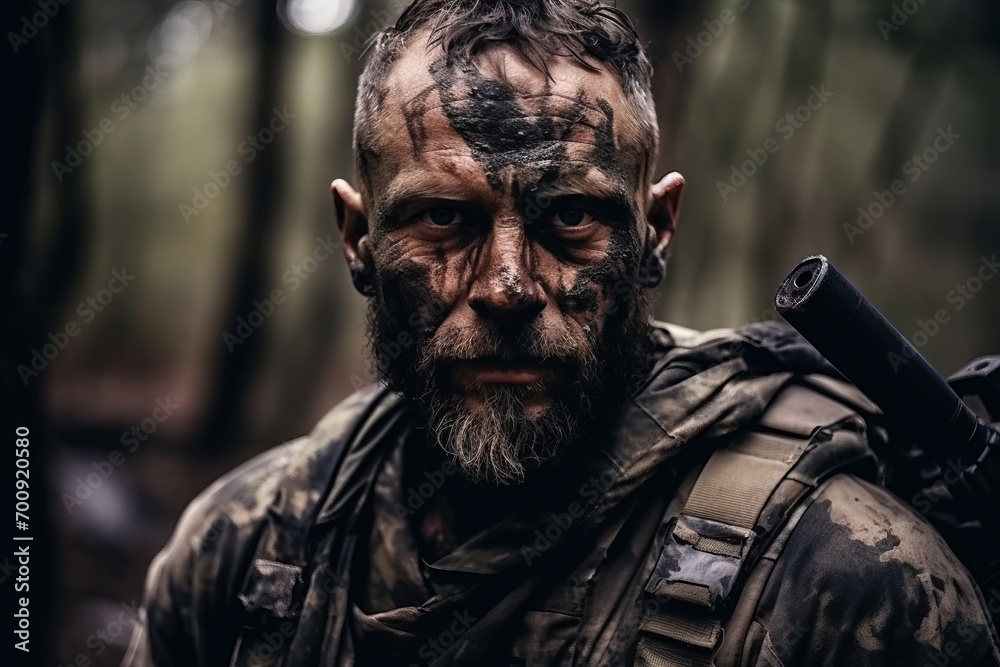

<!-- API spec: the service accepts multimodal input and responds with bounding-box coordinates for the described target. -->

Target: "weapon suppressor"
[774,255,999,500]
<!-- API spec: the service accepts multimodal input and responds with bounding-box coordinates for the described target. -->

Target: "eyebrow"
[529,172,628,198]
[373,171,492,228]
[528,172,634,208]
[528,174,639,226]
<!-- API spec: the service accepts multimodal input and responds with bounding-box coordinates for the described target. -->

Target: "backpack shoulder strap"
[635,377,879,667]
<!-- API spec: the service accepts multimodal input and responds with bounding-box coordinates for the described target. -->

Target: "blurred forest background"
[2,0,998,664]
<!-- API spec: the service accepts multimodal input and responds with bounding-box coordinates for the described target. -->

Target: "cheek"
[373,233,477,318]
[534,261,617,355]
[551,265,602,316]
[547,229,640,325]
[375,225,640,340]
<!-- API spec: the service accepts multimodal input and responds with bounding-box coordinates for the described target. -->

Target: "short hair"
[353,0,658,198]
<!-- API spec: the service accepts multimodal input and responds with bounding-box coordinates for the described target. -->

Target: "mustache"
[417,321,594,370]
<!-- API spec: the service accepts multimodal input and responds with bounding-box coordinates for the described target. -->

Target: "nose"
[468,226,545,324]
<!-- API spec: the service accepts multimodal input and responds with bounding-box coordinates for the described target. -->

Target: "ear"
[331,179,376,296]
[646,171,685,253]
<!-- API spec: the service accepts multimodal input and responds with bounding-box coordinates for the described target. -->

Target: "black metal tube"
[774,255,987,465]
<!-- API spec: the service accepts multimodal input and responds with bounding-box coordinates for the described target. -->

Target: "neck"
[403,429,552,559]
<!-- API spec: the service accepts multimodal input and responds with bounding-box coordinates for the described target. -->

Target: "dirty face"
[336,38,683,485]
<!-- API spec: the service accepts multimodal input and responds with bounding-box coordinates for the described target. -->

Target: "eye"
[553,207,593,227]
[419,206,464,227]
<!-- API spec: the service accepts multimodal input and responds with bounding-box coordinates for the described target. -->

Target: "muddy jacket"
[124,322,1000,667]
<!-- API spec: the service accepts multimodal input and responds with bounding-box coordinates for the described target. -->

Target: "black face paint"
[368,258,449,389]
[365,57,658,485]
[400,59,591,191]
[402,84,436,157]
[591,98,642,194]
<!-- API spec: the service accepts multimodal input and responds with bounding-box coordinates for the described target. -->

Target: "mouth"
[449,356,564,388]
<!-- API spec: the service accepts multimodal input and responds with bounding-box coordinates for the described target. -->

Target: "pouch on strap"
[635,379,876,667]
[239,559,304,623]
[228,559,304,667]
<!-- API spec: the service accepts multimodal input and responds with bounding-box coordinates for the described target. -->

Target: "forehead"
[362,37,648,209]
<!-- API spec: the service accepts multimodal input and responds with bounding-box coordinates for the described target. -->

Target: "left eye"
[420,207,464,226]
[554,208,591,227]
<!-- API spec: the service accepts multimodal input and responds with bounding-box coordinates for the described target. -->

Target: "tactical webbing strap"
[635,380,871,667]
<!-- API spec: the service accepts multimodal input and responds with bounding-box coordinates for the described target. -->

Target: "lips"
[450,356,563,387]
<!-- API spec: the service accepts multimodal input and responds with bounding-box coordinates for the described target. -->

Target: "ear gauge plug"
[350,237,378,296]
[350,261,378,297]
[638,249,667,288]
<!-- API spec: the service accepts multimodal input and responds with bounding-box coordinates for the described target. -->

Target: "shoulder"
[646,320,843,404]
[167,383,392,558]
[755,473,999,667]
[130,385,394,664]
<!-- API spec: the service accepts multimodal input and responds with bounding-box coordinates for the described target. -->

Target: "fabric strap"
[635,379,864,667]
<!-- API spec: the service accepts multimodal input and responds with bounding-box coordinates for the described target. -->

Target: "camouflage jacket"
[124,322,1000,667]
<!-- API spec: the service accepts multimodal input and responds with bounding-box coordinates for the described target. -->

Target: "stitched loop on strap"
[635,628,722,667]
[642,610,723,649]
[645,515,755,611]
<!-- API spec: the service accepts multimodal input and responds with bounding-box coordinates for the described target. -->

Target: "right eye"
[553,207,591,227]
[419,207,465,227]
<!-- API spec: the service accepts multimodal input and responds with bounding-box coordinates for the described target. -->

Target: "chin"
[461,388,555,419]
[430,385,576,487]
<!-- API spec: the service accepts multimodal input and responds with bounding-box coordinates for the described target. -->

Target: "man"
[125,1,1000,665]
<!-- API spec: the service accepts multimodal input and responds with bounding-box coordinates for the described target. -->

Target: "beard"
[366,279,653,486]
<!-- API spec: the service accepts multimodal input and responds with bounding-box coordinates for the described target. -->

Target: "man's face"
[336,38,682,485]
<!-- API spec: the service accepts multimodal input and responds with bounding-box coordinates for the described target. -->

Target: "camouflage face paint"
[363,50,656,485]
[425,59,574,190]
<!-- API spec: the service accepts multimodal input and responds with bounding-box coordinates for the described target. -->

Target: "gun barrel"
[774,255,986,464]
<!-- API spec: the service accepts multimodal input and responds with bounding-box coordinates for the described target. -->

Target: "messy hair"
[353,0,658,195]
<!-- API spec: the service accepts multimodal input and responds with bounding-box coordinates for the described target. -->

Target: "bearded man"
[125,1,1000,666]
